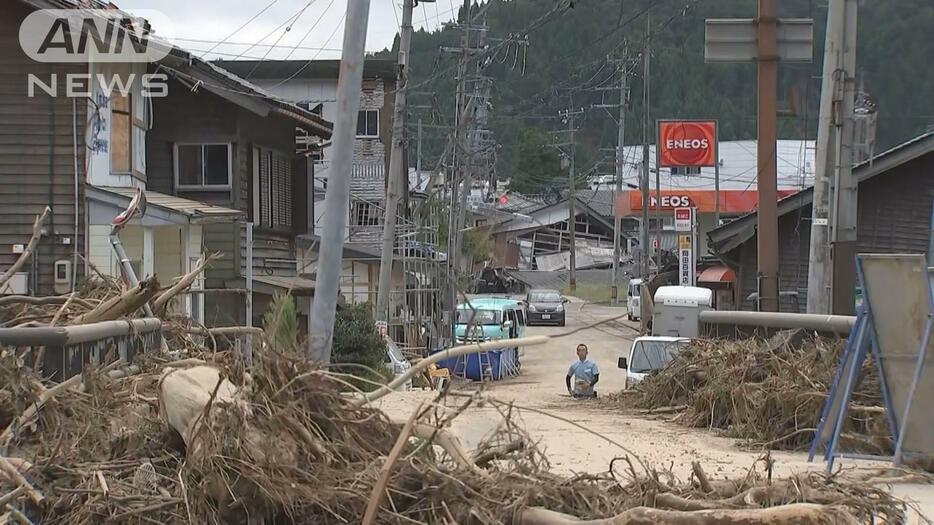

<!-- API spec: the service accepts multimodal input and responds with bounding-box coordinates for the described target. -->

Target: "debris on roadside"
[631,332,890,452]
[0,266,917,523]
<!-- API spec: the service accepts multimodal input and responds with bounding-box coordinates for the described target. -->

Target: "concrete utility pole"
[308,0,371,362]
[612,62,627,303]
[558,103,583,293]
[376,0,415,328]
[808,0,859,315]
[640,15,651,279]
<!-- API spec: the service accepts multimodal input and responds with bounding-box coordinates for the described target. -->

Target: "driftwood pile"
[633,332,889,452]
[0,348,912,524]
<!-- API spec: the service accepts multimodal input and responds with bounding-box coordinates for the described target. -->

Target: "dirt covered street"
[375,298,934,520]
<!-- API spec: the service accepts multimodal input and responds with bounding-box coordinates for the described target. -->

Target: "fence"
[0,318,163,381]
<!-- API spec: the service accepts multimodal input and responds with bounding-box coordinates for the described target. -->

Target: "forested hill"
[378,0,934,194]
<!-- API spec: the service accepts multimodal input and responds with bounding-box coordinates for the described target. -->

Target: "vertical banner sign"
[675,207,696,286]
[674,207,693,232]
[658,120,718,168]
[679,235,694,286]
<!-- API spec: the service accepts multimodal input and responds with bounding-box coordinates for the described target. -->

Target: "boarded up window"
[111,94,131,173]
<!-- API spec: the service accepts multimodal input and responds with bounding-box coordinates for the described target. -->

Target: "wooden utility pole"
[756,0,780,312]
[376,0,415,328]
[308,0,371,362]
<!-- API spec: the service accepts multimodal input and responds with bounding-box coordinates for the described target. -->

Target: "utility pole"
[308,0,371,362]
[557,103,583,293]
[807,0,859,315]
[612,61,627,303]
[375,0,414,329]
[640,14,651,279]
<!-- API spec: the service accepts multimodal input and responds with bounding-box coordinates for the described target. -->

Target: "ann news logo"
[19,9,173,98]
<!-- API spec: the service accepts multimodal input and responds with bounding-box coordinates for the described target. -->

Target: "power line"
[235,0,318,66]
[198,0,280,58]
[285,0,338,60]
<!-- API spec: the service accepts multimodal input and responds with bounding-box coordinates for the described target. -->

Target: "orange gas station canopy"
[614,189,799,217]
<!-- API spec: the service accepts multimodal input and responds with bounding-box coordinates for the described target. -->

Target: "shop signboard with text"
[658,120,718,168]
[615,189,799,216]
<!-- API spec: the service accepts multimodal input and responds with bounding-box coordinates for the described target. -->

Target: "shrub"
[332,303,391,389]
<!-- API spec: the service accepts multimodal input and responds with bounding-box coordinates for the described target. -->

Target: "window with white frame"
[356,110,379,137]
[174,143,232,189]
[252,146,293,230]
[352,201,381,226]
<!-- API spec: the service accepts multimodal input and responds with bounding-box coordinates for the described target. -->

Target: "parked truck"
[651,285,713,338]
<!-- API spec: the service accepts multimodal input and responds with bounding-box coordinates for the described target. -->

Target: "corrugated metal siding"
[731,154,934,312]
[857,158,934,253]
[0,2,86,295]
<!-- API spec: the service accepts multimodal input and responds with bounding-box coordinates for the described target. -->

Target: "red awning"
[698,265,736,283]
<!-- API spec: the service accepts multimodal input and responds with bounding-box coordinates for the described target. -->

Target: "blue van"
[444,297,527,380]
[454,297,526,343]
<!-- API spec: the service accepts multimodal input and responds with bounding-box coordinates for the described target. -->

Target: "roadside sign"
[498,195,509,205]
[678,234,695,287]
[674,207,693,232]
[658,120,717,167]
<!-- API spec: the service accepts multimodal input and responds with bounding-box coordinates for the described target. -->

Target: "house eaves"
[88,186,244,225]
[707,132,934,255]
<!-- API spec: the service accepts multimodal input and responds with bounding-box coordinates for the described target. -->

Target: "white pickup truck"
[617,336,690,389]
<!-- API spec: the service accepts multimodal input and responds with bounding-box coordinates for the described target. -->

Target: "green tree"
[332,303,391,389]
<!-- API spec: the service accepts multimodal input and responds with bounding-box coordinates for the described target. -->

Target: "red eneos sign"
[498,195,509,205]
[658,120,717,167]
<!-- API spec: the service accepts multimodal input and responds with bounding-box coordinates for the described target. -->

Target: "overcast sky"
[117,0,451,61]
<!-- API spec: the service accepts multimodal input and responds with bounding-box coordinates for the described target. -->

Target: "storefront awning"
[698,265,736,283]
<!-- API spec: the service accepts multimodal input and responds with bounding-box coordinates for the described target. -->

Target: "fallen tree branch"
[0,295,95,309]
[362,404,421,525]
[186,326,265,337]
[0,487,26,509]
[692,461,713,494]
[152,253,220,314]
[70,276,160,325]
[0,456,43,504]
[519,503,860,525]
[356,335,549,406]
[0,207,50,292]
[473,440,527,467]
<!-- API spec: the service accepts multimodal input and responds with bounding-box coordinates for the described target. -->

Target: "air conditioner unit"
[0,272,27,295]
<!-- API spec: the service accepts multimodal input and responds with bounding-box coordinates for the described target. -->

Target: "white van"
[651,286,713,338]
[627,278,643,321]
[618,336,690,388]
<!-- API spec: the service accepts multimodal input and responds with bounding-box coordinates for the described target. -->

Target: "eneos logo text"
[658,121,717,168]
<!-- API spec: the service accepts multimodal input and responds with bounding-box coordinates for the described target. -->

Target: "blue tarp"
[431,346,520,381]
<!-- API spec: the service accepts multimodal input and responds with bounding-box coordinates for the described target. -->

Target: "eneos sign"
[658,120,717,168]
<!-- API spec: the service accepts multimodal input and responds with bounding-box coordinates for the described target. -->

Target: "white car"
[617,336,690,388]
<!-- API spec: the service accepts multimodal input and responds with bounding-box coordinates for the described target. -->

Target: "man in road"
[566,344,599,398]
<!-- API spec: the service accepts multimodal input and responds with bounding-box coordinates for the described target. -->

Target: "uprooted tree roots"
[630,333,890,452]
[0,348,911,524]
